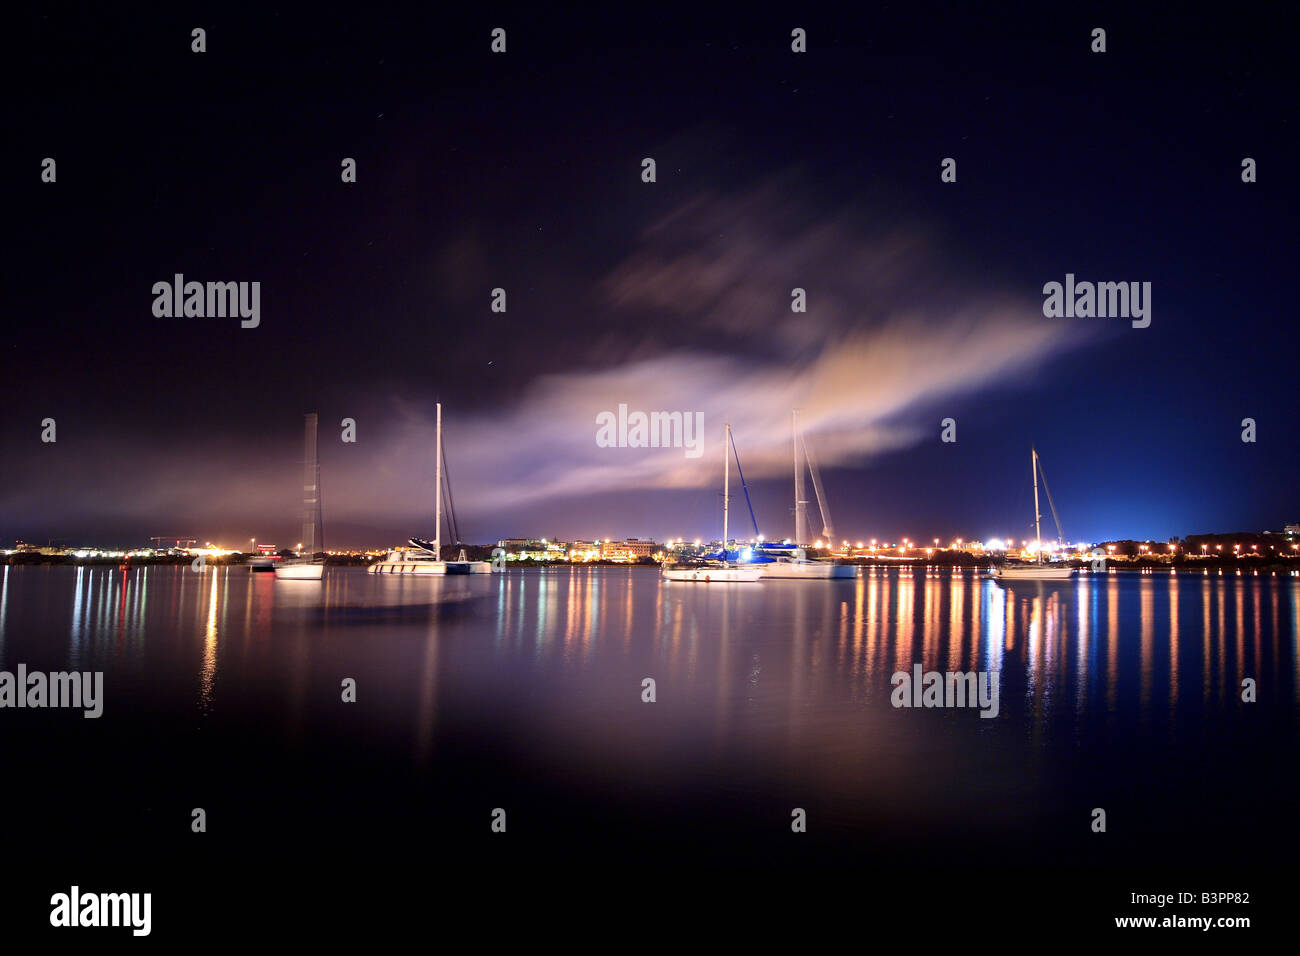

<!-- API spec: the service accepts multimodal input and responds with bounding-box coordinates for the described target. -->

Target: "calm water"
[2,563,1297,919]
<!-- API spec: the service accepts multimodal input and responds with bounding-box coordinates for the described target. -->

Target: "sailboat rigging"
[991,446,1074,580]
[662,423,762,583]
[368,403,493,575]
[275,413,326,580]
[754,409,856,578]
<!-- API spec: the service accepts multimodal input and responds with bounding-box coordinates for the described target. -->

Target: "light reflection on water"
[2,563,1297,867]
[1,563,1297,756]
[2,564,1289,712]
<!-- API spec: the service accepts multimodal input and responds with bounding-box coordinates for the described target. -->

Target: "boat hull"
[445,561,493,574]
[760,561,856,579]
[662,566,763,583]
[992,564,1074,580]
[368,560,446,575]
[275,563,324,580]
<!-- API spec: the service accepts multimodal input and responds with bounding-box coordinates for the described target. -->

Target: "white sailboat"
[276,413,326,581]
[761,552,856,578]
[992,446,1074,581]
[662,423,763,583]
[368,403,492,575]
[759,409,856,579]
[445,548,492,575]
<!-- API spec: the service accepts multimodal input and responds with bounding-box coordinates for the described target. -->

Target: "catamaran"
[662,423,763,583]
[276,413,326,581]
[368,403,493,575]
[991,446,1074,581]
[755,410,856,579]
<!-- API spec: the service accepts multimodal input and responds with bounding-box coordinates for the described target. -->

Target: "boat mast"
[803,435,834,541]
[300,413,318,558]
[729,428,761,538]
[793,409,808,545]
[723,423,730,566]
[435,403,442,561]
[1032,445,1042,563]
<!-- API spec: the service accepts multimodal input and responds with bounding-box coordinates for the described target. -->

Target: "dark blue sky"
[7,6,1296,548]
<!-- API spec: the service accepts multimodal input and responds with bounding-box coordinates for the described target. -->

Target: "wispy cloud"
[2,185,1087,543]
[402,186,1086,512]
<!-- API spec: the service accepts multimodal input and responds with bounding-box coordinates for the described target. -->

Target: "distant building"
[489,537,660,562]
[600,538,657,562]
[15,541,66,556]
[666,540,708,560]
[497,538,567,561]
[568,540,601,561]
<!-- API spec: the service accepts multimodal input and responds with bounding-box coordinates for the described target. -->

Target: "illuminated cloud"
[1,186,1088,543]
[389,187,1088,513]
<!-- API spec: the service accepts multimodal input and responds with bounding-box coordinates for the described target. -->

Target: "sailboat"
[368,403,493,575]
[756,410,856,579]
[275,413,326,580]
[662,423,763,583]
[992,446,1074,580]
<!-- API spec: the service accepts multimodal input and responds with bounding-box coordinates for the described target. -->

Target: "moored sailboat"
[369,403,492,575]
[992,446,1074,581]
[758,546,856,578]
[276,413,326,581]
[756,409,856,579]
[662,423,762,583]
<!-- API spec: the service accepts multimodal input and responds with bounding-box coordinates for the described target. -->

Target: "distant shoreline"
[4,553,1296,574]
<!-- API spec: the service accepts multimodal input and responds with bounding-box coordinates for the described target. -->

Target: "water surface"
[2,564,1296,876]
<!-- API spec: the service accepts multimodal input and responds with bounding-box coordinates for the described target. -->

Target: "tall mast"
[803,435,834,541]
[723,423,730,565]
[1032,445,1042,563]
[793,409,808,545]
[435,403,442,560]
[300,413,318,557]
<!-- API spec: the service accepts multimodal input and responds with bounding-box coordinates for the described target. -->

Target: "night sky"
[9,6,1296,549]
